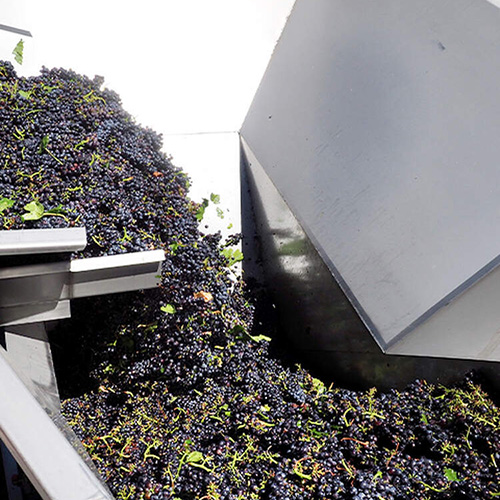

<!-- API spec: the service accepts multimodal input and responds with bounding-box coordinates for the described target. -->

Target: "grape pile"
[0,60,195,257]
[1,60,499,500]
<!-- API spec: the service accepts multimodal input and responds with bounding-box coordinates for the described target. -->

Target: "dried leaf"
[194,291,213,302]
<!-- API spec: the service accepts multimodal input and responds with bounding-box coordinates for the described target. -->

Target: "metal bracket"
[0,249,165,326]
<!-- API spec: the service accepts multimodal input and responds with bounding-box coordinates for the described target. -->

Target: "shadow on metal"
[240,136,499,393]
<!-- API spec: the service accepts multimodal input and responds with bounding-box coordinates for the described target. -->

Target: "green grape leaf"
[229,325,270,343]
[221,247,244,266]
[161,304,176,315]
[169,242,180,255]
[0,197,15,213]
[38,135,49,153]
[195,198,209,222]
[444,468,460,482]
[22,200,45,221]
[186,451,203,464]
[311,377,326,395]
[228,325,246,337]
[210,193,220,204]
[231,249,243,261]
[12,40,24,65]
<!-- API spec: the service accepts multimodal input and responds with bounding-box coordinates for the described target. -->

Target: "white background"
[1,0,294,134]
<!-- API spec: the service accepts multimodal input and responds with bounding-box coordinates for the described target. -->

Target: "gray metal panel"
[2,324,61,413]
[0,250,165,325]
[0,354,113,500]
[241,0,500,347]
[0,228,86,255]
[0,301,71,327]
[0,263,68,308]
[241,136,500,389]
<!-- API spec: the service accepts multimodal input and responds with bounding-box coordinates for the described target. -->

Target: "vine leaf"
[444,468,460,482]
[0,197,15,214]
[221,247,243,267]
[229,325,271,343]
[161,304,176,315]
[185,451,203,464]
[12,40,24,65]
[195,198,209,222]
[45,204,66,215]
[38,135,49,154]
[22,200,45,221]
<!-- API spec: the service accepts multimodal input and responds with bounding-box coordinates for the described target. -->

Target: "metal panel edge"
[0,354,113,500]
[387,259,500,361]
[240,134,500,391]
[0,228,86,256]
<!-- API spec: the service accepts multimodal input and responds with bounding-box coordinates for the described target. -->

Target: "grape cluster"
[1,60,498,500]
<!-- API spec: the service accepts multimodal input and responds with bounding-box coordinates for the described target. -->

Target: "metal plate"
[0,354,113,500]
[0,228,86,255]
[241,0,500,348]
